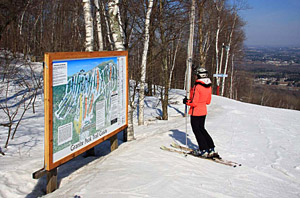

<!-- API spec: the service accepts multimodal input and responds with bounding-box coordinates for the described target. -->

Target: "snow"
[1,79,300,197]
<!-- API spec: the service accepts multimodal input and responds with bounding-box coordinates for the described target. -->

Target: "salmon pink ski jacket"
[186,78,212,116]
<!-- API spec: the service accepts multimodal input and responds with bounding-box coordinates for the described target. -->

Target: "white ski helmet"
[196,67,208,78]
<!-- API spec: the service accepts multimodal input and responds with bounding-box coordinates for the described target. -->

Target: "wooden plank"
[44,54,51,170]
[46,51,128,60]
[46,168,57,194]
[32,168,47,179]
[48,56,54,170]
[125,54,129,126]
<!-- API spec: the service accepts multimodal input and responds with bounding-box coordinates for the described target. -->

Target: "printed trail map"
[51,56,126,162]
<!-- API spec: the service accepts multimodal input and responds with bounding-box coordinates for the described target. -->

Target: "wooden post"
[46,168,57,194]
[110,134,118,151]
[123,128,127,142]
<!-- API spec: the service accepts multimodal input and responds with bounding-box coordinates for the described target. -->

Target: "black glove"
[183,97,188,104]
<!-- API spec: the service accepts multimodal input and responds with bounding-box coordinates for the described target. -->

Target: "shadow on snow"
[169,129,198,150]
[25,132,125,198]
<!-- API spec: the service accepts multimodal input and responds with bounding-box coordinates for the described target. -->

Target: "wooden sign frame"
[44,51,128,171]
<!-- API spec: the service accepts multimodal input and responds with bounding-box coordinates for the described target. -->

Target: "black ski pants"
[190,115,215,151]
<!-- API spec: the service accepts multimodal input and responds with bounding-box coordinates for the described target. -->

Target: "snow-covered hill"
[0,89,300,198]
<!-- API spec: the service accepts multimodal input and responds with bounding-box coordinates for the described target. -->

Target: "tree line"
[0,0,246,146]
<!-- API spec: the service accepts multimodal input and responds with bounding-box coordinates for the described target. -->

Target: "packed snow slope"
[1,89,300,198]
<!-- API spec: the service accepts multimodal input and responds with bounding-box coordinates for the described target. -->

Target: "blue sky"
[53,57,117,76]
[239,0,300,46]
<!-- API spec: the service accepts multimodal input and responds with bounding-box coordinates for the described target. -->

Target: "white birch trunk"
[102,2,113,50]
[229,53,234,99]
[199,0,209,67]
[19,0,30,36]
[168,31,182,89]
[215,12,221,88]
[203,31,211,65]
[117,2,126,46]
[108,0,124,51]
[185,0,195,119]
[185,0,195,97]
[94,0,104,51]
[219,43,224,74]
[214,1,224,91]
[221,13,237,96]
[127,101,135,141]
[107,0,137,140]
[138,0,154,125]
[83,0,94,52]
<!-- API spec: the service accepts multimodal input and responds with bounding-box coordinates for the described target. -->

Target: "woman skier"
[183,67,218,158]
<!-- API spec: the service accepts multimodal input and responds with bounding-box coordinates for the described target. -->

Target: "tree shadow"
[169,129,198,150]
[25,132,125,197]
[168,104,184,116]
[156,108,162,117]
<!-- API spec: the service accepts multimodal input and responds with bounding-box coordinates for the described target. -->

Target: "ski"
[160,145,238,167]
[170,143,242,167]
[160,143,242,167]
[171,142,220,158]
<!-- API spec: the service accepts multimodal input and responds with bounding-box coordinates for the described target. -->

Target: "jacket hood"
[195,78,212,87]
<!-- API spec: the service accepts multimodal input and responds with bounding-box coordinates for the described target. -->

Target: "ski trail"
[245,106,300,191]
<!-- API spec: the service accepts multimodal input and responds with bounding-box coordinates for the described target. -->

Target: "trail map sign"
[44,51,128,170]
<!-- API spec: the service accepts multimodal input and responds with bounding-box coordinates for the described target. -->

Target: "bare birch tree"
[108,0,125,51]
[107,0,137,141]
[185,0,196,100]
[198,0,208,67]
[82,0,94,51]
[229,53,235,99]
[138,0,154,125]
[102,2,114,50]
[221,11,237,96]
[214,0,224,95]
[94,0,104,51]
[168,31,182,89]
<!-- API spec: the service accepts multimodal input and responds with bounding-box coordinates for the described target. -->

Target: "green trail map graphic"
[52,57,123,159]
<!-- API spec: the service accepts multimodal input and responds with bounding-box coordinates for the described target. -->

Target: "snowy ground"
[1,88,300,198]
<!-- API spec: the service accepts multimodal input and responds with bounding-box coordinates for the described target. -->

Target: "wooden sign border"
[44,51,128,171]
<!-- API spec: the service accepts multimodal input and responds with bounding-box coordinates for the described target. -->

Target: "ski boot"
[190,149,209,158]
[208,148,220,159]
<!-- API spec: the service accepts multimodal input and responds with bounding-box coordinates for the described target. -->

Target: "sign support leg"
[46,168,57,194]
[123,128,128,142]
[110,134,118,151]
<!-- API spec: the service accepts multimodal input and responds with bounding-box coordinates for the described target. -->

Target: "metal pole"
[185,58,192,154]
